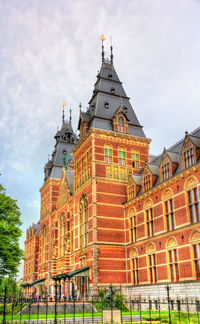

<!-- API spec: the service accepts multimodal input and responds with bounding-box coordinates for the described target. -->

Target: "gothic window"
[187,188,200,223]
[162,162,170,181]
[165,199,175,231]
[144,174,151,191]
[146,208,154,237]
[41,225,47,264]
[129,209,137,243]
[184,148,194,169]
[148,254,157,284]
[79,194,89,248]
[60,213,66,257]
[132,258,139,285]
[118,148,126,166]
[132,151,139,168]
[168,249,179,282]
[193,243,200,279]
[105,146,112,163]
[117,117,124,132]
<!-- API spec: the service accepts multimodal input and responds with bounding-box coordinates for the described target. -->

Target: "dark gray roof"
[135,127,200,197]
[44,119,78,182]
[79,60,146,138]
[131,174,142,185]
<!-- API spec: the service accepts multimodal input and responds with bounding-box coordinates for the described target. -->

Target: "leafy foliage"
[0,182,24,284]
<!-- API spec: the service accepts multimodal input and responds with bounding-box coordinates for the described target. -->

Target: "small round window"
[111,88,115,94]
[108,74,112,80]
[104,102,109,109]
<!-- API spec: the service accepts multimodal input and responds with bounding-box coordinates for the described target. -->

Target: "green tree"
[0,182,24,284]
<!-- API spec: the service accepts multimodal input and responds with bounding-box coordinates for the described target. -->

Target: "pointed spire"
[110,37,113,65]
[100,34,106,62]
[61,102,67,124]
[79,102,82,112]
[70,108,72,125]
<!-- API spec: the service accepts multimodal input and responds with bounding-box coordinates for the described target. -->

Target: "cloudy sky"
[0,0,200,277]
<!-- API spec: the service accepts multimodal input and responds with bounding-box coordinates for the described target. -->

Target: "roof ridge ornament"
[100,34,106,62]
[61,102,67,124]
[110,36,113,65]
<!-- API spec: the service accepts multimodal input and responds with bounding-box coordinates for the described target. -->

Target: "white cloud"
[0,0,200,250]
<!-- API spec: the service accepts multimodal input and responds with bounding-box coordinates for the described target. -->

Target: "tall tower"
[39,111,78,286]
[72,38,151,291]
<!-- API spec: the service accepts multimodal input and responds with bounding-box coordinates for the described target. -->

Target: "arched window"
[146,243,157,284]
[166,237,179,282]
[118,117,124,132]
[41,224,47,264]
[130,248,139,285]
[79,194,89,248]
[60,213,66,257]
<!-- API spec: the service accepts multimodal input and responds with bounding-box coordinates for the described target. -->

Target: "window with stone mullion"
[165,199,175,231]
[184,148,194,168]
[146,208,154,237]
[132,258,139,285]
[169,249,179,282]
[149,254,157,284]
[193,244,200,279]
[188,188,200,223]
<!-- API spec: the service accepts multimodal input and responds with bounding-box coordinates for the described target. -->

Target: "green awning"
[67,266,90,278]
[31,278,46,286]
[21,283,32,288]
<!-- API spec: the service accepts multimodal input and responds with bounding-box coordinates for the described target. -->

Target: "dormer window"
[111,88,115,94]
[143,173,151,191]
[184,148,194,168]
[108,74,112,80]
[162,162,170,181]
[118,117,124,132]
[104,102,109,109]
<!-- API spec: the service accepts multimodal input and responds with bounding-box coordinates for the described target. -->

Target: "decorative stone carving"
[56,171,70,209]
[130,247,138,258]
[144,198,153,209]
[190,230,200,242]
[162,188,173,200]
[166,237,177,248]
[146,242,156,253]
[184,176,198,190]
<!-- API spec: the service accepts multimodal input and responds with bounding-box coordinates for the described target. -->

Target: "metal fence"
[1,285,200,323]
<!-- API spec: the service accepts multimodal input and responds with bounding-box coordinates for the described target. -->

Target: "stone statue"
[103,284,114,309]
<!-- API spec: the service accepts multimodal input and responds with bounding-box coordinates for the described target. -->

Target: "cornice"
[72,128,151,156]
[40,178,61,192]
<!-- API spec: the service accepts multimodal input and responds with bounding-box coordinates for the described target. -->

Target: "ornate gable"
[56,169,71,209]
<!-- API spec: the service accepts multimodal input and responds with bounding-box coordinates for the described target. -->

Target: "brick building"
[23,42,200,299]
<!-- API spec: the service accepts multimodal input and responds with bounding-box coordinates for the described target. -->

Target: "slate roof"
[78,59,146,138]
[132,127,200,198]
[66,169,74,194]
[44,119,78,183]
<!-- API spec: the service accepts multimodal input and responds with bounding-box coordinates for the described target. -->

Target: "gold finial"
[100,34,106,41]
[61,102,67,124]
